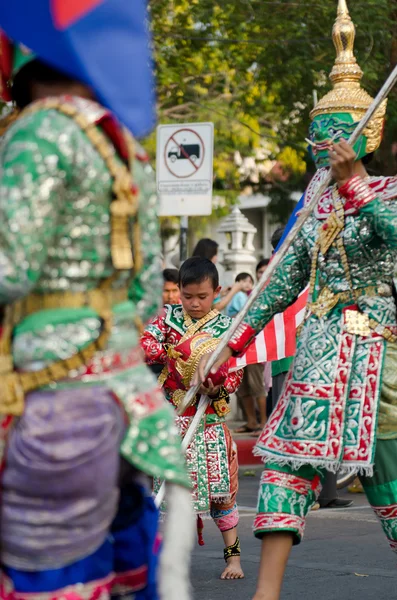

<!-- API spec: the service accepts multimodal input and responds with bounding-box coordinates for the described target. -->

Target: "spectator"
[162,268,180,305]
[149,269,180,378]
[226,273,254,317]
[191,238,241,311]
[256,258,269,280]
[255,259,273,416]
[192,238,219,263]
[234,261,268,434]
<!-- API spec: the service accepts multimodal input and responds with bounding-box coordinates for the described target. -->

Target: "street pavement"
[191,468,397,600]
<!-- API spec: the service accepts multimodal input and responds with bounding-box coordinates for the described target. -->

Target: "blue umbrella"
[0,0,155,137]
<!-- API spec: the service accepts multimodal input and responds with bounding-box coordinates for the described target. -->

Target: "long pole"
[177,63,397,417]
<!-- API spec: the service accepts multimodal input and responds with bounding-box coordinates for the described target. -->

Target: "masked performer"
[0,37,191,600]
[193,2,397,598]
[141,257,244,580]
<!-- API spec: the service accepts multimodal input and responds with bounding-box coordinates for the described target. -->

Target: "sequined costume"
[0,96,189,600]
[141,304,243,531]
[227,1,397,552]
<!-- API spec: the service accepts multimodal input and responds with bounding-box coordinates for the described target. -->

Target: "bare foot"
[220,556,245,580]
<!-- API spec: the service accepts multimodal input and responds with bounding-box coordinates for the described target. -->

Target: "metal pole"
[180,214,188,263]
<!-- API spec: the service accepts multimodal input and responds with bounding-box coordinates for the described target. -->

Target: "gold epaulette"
[21,98,142,272]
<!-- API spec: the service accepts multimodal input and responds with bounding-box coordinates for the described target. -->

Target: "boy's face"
[241,277,254,292]
[180,278,221,320]
[163,281,180,305]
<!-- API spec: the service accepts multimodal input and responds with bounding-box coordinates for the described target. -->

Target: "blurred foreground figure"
[0,34,192,600]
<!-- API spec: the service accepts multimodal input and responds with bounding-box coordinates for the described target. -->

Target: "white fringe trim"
[159,484,194,600]
[253,446,374,478]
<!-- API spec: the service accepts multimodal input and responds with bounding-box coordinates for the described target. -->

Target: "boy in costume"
[0,36,191,600]
[193,2,397,599]
[141,257,244,580]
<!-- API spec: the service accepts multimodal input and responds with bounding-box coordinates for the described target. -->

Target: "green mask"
[308,113,368,169]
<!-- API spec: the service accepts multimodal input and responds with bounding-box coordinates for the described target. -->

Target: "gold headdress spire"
[329,0,362,87]
[310,0,386,152]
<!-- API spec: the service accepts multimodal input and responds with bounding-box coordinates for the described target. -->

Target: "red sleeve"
[338,175,376,212]
[224,367,244,394]
[140,309,168,365]
[228,322,257,356]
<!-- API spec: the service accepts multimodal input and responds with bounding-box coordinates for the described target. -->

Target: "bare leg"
[257,394,268,427]
[220,527,244,580]
[243,395,259,429]
[252,532,293,600]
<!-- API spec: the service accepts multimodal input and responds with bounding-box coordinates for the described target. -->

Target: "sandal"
[249,428,263,437]
[234,424,258,434]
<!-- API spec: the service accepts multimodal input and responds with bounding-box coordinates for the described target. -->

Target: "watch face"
[308,112,368,169]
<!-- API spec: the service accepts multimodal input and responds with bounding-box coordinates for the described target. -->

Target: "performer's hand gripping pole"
[177,63,397,418]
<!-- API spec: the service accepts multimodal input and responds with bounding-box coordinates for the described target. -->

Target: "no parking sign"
[156,122,214,216]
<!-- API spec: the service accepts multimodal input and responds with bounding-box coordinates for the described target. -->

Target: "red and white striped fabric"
[229,288,309,370]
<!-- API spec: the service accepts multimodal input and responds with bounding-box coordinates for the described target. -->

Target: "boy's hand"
[199,379,221,397]
[191,347,233,387]
[329,139,356,188]
[232,281,245,292]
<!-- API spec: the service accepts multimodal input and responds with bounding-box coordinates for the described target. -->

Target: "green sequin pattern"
[0,106,162,364]
[0,101,188,486]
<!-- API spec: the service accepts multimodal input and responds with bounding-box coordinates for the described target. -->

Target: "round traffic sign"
[164,128,205,178]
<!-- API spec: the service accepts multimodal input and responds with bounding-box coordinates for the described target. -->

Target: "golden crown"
[310,0,386,152]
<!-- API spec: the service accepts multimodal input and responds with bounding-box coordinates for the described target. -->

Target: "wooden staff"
[177,62,397,417]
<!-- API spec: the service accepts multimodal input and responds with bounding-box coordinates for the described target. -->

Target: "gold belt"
[309,284,392,319]
[0,286,128,416]
[9,287,128,325]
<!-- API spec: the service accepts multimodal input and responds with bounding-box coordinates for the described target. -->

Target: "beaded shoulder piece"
[21,97,142,272]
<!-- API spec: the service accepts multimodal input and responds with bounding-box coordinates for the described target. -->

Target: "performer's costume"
[0,43,189,600]
[228,1,397,551]
[141,305,243,535]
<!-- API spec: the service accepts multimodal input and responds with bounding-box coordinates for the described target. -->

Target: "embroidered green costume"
[0,94,189,599]
[228,1,397,551]
[142,304,243,528]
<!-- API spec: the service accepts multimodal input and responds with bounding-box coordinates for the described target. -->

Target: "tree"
[149,0,397,216]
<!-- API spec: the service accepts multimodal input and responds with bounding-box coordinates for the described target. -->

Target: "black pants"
[319,472,337,507]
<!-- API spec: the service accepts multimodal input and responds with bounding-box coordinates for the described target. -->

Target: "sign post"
[179,215,189,262]
[156,122,214,262]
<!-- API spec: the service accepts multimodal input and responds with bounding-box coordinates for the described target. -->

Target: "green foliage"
[149,0,397,228]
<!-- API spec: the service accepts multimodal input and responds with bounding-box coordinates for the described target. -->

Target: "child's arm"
[214,281,244,312]
[140,309,169,365]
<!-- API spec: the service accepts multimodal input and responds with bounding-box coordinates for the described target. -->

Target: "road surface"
[191,468,396,600]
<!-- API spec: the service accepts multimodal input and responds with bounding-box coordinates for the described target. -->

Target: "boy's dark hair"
[191,238,219,261]
[12,59,77,109]
[256,258,270,272]
[163,268,179,285]
[179,257,219,290]
[235,272,254,283]
[271,227,285,251]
